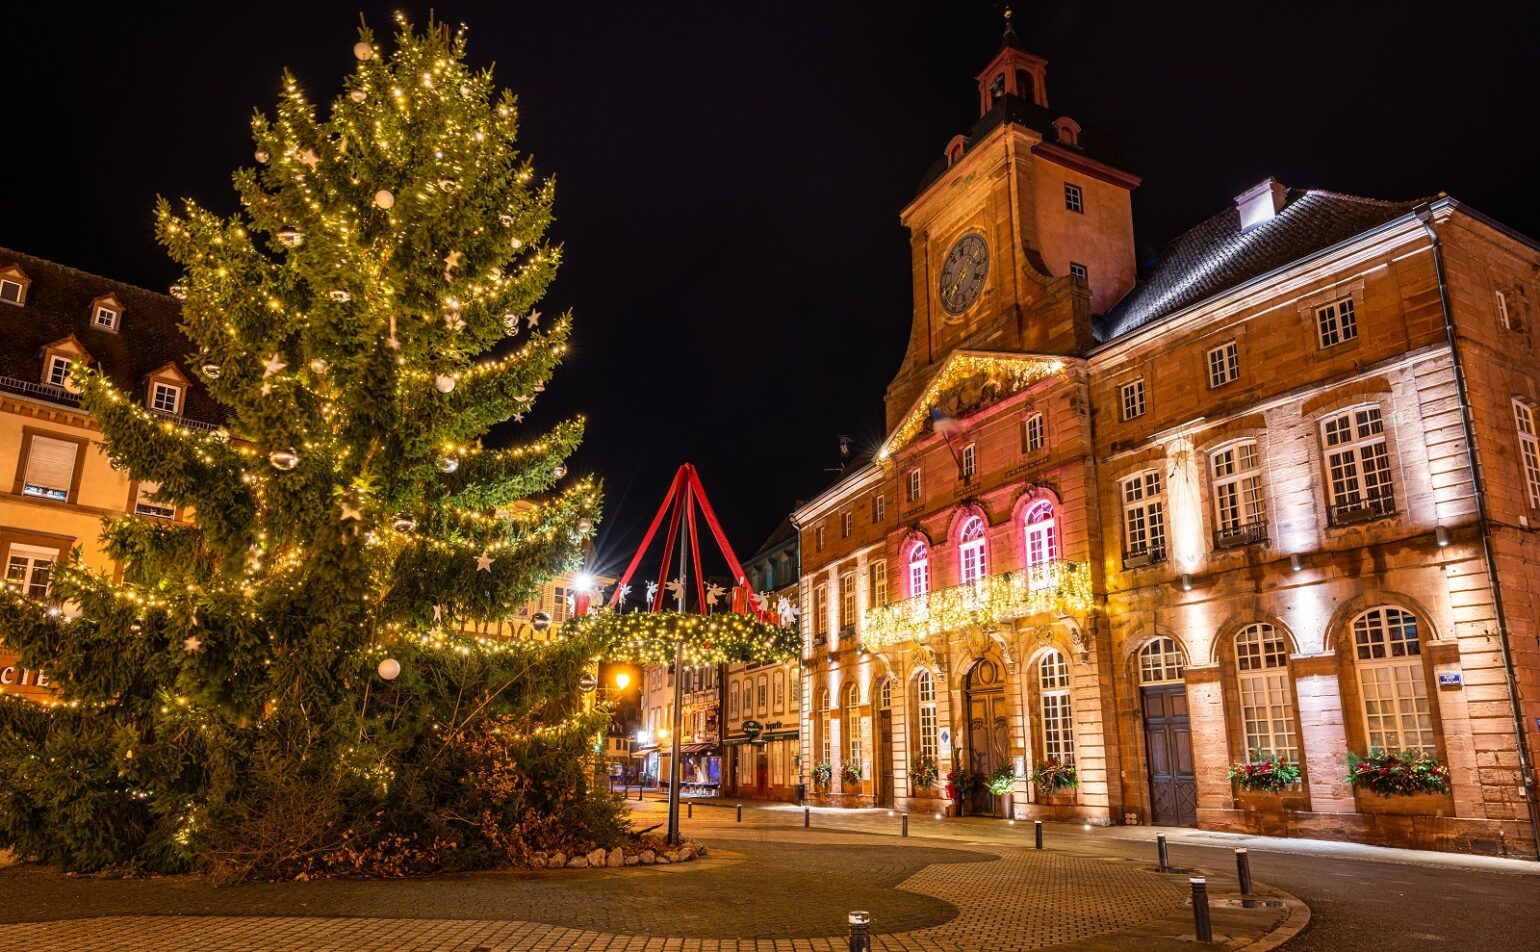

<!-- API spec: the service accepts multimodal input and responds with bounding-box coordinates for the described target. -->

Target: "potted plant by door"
[985,763,1017,818]
[1032,757,1078,802]
[945,768,976,816]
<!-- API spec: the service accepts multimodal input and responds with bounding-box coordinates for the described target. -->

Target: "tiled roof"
[0,247,221,425]
[917,93,1131,194]
[1095,189,1430,342]
[747,515,797,562]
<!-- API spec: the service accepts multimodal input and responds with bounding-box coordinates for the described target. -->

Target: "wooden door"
[966,659,1008,816]
[1142,684,1197,825]
[876,711,894,807]
[754,746,768,798]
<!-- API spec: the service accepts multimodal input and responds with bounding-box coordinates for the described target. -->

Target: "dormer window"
[1054,117,1082,148]
[0,264,30,305]
[151,382,182,415]
[39,336,89,396]
[945,134,967,167]
[46,355,73,389]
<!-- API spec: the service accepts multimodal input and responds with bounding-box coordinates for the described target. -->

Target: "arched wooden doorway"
[1138,637,1197,825]
[874,678,895,807]
[964,656,1009,816]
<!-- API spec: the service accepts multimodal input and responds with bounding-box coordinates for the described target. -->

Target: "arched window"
[757,675,769,715]
[908,540,931,598]
[728,681,740,719]
[1352,607,1433,753]
[818,688,832,765]
[877,678,892,710]
[958,515,988,584]
[1039,650,1074,764]
[1235,624,1298,763]
[914,670,938,762]
[844,683,863,774]
[1024,500,1059,590]
[1139,637,1185,684]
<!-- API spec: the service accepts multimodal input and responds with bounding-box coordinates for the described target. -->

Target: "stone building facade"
[791,25,1539,855]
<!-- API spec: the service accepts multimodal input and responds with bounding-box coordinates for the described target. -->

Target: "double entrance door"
[965,659,1008,816]
[1141,684,1197,826]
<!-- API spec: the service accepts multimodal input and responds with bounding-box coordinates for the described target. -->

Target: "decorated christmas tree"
[0,17,621,879]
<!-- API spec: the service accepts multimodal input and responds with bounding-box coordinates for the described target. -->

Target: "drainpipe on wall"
[1416,203,1540,860]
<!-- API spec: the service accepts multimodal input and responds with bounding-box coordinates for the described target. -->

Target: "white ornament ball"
[169,283,188,300]
[310,358,329,375]
[377,658,401,680]
[374,189,395,209]
[254,149,270,164]
[329,289,352,303]
[577,517,593,534]
[438,456,460,474]
[353,41,374,61]
[502,313,521,335]
[391,513,417,533]
[269,448,300,471]
[350,88,368,102]
[435,373,457,394]
[202,363,221,380]
[276,226,305,248]
[553,464,567,479]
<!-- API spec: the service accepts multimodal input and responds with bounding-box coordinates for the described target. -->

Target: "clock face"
[939,233,989,316]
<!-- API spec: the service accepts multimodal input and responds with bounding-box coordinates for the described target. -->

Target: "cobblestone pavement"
[0,801,1302,951]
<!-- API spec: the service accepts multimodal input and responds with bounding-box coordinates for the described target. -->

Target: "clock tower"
[885,13,1140,431]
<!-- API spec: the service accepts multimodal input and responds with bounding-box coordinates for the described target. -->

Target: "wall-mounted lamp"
[1435,525,1451,547]
[1290,553,1304,572]
[1180,574,1193,592]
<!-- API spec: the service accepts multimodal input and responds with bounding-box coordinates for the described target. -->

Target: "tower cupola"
[974,7,1048,115]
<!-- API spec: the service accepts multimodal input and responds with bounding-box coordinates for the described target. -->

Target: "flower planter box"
[1235,786,1310,814]
[1356,788,1454,817]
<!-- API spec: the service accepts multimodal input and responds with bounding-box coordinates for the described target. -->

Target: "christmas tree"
[0,17,622,879]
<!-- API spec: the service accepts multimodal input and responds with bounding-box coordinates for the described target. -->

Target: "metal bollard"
[687,801,693,819]
[804,806,811,828]
[1034,820,1043,850]
[637,784,644,802]
[1157,833,1170,873]
[1235,847,1252,896]
[736,803,743,822]
[1190,877,1213,942]
[847,910,871,952]
[901,813,909,837]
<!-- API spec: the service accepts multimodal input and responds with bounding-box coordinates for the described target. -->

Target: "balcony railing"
[0,375,80,406]
[1121,545,1167,569]
[1328,495,1396,527]
[1213,519,1269,549]
[149,408,222,432]
[861,561,1091,650]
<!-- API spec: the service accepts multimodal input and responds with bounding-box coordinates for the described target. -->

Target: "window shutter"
[23,436,78,496]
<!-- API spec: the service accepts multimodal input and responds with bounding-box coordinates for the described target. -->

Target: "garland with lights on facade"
[878,351,1067,461]
[861,562,1093,649]
[0,17,627,881]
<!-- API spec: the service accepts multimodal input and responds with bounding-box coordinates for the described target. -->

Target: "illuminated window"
[1064,183,1083,213]
[958,515,987,584]
[1039,650,1074,764]
[869,559,888,608]
[1138,637,1185,684]
[877,679,892,710]
[1120,379,1146,420]
[1316,298,1358,347]
[757,675,768,715]
[5,545,57,599]
[0,268,27,305]
[773,671,785,712]
[151,382,182,415]
[729,682,740,718]
[908,541,930,598]
[46,355,73,388]
[1235,623,1298,763]
[1515,400,1540,508]
[872,493,886,522]
[1495,289,1519,331]
[1023,412,1044,452]
[551,586,568,623]
[1322,406,1394,523]
[844,683,862,774]
[915,671,938,761]
[907,467,922,501]
[841,511,852,538]
[961,443,977,480]
[1121,470,1166,563]
[815,524,825,552]
[839,571,855,628]
[814,582,828,636]
[1210,441,1266,545]
[1069,261,1087,282]
[1353,608,1433,754]
[1024,500,1059,590]
[819,689,832,765]
[134,481,174,520]
[1207,341,1239,388]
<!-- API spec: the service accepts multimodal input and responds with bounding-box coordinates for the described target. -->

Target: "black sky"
[3,2,1535,582]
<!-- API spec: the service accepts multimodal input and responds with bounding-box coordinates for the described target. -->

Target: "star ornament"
[182,635,202,653]
[443,250,463,281]
[340,501,362,521]
[297,148,321,169]
[525,309,541,329]
[263,353,287,378]
[475,550,495,572]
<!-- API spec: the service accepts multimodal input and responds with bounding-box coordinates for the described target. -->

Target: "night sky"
[3,2,1533,582]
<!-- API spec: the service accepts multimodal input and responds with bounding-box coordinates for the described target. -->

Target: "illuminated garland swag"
[567,609,800,667]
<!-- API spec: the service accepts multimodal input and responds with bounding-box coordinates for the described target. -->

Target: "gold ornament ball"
[353,41,374,61]
[391,513,417,533]
[377,658,401,680]
[374,189,395,209]
[276,226,305,248]
[434,373,457,394]
[254,149,269,164]
[350,88,368,102]
[202,363,221,380]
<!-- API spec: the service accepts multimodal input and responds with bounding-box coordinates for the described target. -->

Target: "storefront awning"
[679,743,717,755]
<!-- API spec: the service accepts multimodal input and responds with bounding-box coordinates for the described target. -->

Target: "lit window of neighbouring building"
[1120,379,1146,420]
[1039,650,1074,764]
[1235,623,1298,764]
[1024,412,1044,452]
[814,583,828,636]
[21,434,79,502]
[151,381,182,415]
[908,467,922,501]
[841,511,852,538]
[5,545,57,599]
[1353,607,1433,754]
[1138,637,1185,684]
[46,355,73,388]
[961,443,976,480]
[819,689,832,765]
[844,683,862,775]
[1322,406,1394,523]
[839,571,855,628]
[1316,298,1358,347]
[134,481,174,520]
[1069,261,1087,282]
[872,493,886,522]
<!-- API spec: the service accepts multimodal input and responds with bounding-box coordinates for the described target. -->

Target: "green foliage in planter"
[841,761,863,785]
[984,763,1017,796]
[1346,748,1450,797]
[1031,757,1078,794]
[911,754,940,789]
[812,762,833,787]
[1227,754,1302,794]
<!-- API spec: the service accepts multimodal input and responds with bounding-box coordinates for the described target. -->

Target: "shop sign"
[742,719,763,739]
[1437,672,1463,688]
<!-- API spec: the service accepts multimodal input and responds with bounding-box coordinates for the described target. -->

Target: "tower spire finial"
[1002,4,1019,46]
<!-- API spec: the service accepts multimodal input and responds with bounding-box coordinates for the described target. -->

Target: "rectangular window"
[1515,400,1540,508]
[1210,441,1266,546]
[46,355,72,388]
[1207,341,1239,388]
[134,481,175,519]
[1121,470,1166,564]
[1239,669,1299,764]
[961,443,976,480]
[814,583,828,637]
[1064,183,1083,213]
[758,678,768,714]
[907,468,922,501]
[551,586,568,623]
[815,524,825,552]
[151,382,182,415]
[1316,298,1358,347]
[1120,379,1147,421]
[1496,289,1514,330]
[0,278,24,305]
[1024,413,1045,452]
[839,572,855,628]
[872,493,886,523]
[21,434,79,502]
[5,545,58,599]
[94,306,119,330]
[774,672,785,712]
[1041,693,1074,765]
[870,559,888,608]
[1068,261,1088,282]
[1359,663,1434,753]
[917,676,939,761]
[841,512,852,538]
[1322,407,1395,523]
[729,683,740,719]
